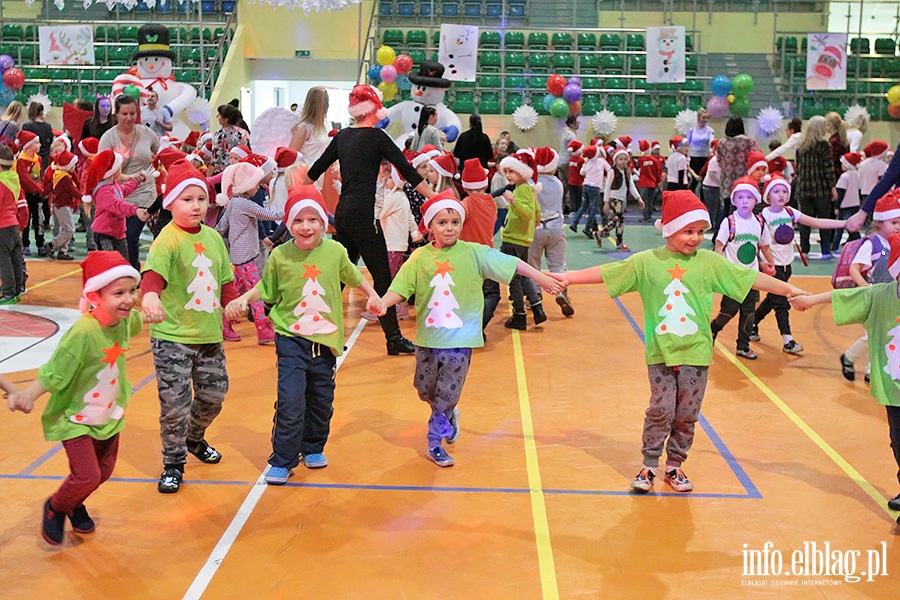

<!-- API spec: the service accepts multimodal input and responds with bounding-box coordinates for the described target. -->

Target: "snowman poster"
[806,33,847,91]
[39,25,94,65]
[438,24,478,82]
[646,26,685,84]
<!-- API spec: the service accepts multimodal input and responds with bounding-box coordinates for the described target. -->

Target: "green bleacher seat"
[685,56,698,75]
[582,76,601,90]
[97,69,117,81]
[505,51,526,72]
[883,58,900,75]
[480,74,501,89]
[875,38,896,55]
[527,52,550,73]
[504,75,527,90]
[802,103,825,119]
[531,92,549,115]
[635,103,658,117]
[634,78,650,91]
[850,38,870,55]
[430,51,440,62]
[181,47,202,65]
[680,79,704,93]
[604,77,627,90]
[629,55,646,74]
[599,34,621,51]
[551,32,573,50]
[119,26,138,42]
[601,54,624,73]
[22,66,41,80]
[24,25,37,41]
[504,93,524,114]
[406,29,427,48]
[452,94,475,115]
[579,54,599,74]
[551,53,575,72]
[479,91,501,114]
[581,95,600,116]
[608,101,631,117]
[687,97,704,111]
[19,45,35,62]
[783,36,797,54]
[455,80,477,89]
[527,32,548,49]
[191,27,213,44]
[408,49,426,66]
[626,34,644,51]
[2,25,24,40]
[656,82,678,92]
[504,31,525,49]
[479,51,501,72]
[660,104,682,118]
[433,31,441,48]
[383,29,404,47]
[528,75,548,89]
[685,35,694,52]
[577,33,596,51]
[480,31,501,49]
[107,46,132,67]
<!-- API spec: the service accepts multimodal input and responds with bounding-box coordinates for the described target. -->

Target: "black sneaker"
[555,290,574,317]
[782,340,804,354]
[748,328,760,342]
[42,242,55,260]
[187,439,222,464]
[41,498,66,545]
[504,313,527,330]
[56,253,75,262]
[887,493,900,512]
[532,303,547,325]
[158,466,184,494]
[386,333,416,355]
[865,373,870,384]
[839,354,855,381]
[69,505,95,534]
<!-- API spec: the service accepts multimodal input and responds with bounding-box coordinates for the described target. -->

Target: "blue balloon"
[367,64,382,84]
[0,89,14,106]
[375,117,390,129]
[396,73,412,91]
[543,93,558,112]
[440,125,459,143]
[710,75,732,97]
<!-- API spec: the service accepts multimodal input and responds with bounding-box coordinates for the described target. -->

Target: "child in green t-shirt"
[556,190,807,493]
[225,185,383,484]
[379,191,563,467]
[791,231,900,523]
[7,251,144,545]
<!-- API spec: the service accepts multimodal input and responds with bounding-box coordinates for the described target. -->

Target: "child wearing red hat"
[78,137,100,252]
[140,159,236,494]
[16,129,47,256]
[0,145,24,303]
[378,191,562,467]
[6,251,144,545]
[225,185,384,483]
[792,231,900,523]
[665,137,693,191]
[859,140,890,205]
[559,190,807,493]
[43,150,81,261]
[832,152,863,253]
[87,150,150,261]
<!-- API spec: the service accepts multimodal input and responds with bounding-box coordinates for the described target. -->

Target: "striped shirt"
[215,196,283,265]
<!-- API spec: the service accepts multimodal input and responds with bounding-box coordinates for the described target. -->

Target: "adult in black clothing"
[21,102,54,172]
[452,115,493,169]
[305,85,434,355]
[81,95,116,142]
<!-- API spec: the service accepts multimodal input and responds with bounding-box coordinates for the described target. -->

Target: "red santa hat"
[163,159,208,209]
[840,152,862,170]
[182,130,200,149]
[746,150,768,175]
[284,184,328,225]
[53,132,72,152]
[421,144,439,154]
[589,137,601,146]
[863,140,889,160]
[731,175,762,204]
[429,152,459,179]
[873,189,900,222]
[420,190,466,231]
[567,140,583,156]
[198,132,213,146]
[200,141,213,159]
[186,153,205,167]
[669,136,685,151]
[390,165,406,188]
[888,233,900,280]
[461,158,489,190]
[582,145,599,160]
[637,139,650,153]
[274,146,302,170]
[229,144,251,160]
[655,190,711,238]
[534,147,560,174]
[767,156,787,176]
[82,150,124,202]
[650,140,661,151]
[348,84,387,120]
[219,162,264,204]
[710,139,719,152]
[78,137,99,157]
[241,153,276,177]
[412,150,438,169]
[153,147,187,170]
[16,130,40,152]
[55,150,78,172]
[499,151,540,191]
[616,136,633,150]
[612,148,630,163]
[762,173,791,203]
[159,136,181,151]
[79,250,140,313]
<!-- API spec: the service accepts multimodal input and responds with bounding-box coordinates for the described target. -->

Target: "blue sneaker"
[427,445,454,467]
[303,453,328,469]
[446,408,460,444]
[265,465,293,485]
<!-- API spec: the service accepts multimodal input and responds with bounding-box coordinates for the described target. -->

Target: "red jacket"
[15,153,43,196]
[0,176,19,229]
[636,155,663,189]
[50,171,81,210]
[568,155,585,187]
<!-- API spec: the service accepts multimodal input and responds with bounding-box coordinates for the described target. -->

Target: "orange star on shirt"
[194,242,206,254]
[434,259,455,277]
[303,264,322,280]
[668,264,688,281]
[101,342,127,368]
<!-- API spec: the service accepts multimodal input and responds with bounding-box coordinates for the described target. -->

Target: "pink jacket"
[90,179,140,240]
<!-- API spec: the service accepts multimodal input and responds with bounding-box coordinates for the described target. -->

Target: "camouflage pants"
[414,347,472,444]
[151,338,229,466]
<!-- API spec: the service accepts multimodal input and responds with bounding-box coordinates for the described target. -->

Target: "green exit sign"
[295,50,311,58]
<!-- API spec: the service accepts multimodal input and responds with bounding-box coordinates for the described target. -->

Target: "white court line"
[182,318,370,600]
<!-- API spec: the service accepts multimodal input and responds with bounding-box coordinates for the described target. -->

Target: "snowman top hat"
[408,61,452,89]
[134,24,176,61]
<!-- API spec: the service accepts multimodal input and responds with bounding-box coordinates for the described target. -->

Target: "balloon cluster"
[886,85,900,119]
[544,74,582,119]
[707,73,754,119]
[367,45,414,104]
[0,54,25,106]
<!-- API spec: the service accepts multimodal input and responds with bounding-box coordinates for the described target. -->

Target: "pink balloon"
[380,65,397,84]
[707,95,729,119]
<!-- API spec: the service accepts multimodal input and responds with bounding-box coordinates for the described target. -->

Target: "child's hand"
[537,272,564,295]
[141,292,166,324]
[502,190,514,203]
[366,295,386,316]
[761,263,776,276]
[7,390,34,414]
[786,285,810,299]
[637,198,645,209]
[547,272,569,288]
[411,230,424,243]
[263,237,274,249]
[136,208,150,222]
[789,295,814,311]
[603,203,610,216]
[224,298,248,323]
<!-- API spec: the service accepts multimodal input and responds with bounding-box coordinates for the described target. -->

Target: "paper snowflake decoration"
[27,93,52,115]
[844,104,871,129]
[674,109,698,136]
[186,98,212,126]
[755,106,785,137]
[591,109,618,137]
[512,104,538,131]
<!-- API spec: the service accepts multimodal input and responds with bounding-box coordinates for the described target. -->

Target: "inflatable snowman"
[380,61,461,148]
[112,24,198,139]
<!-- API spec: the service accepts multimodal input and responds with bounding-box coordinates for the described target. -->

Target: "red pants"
[50,434,119,515]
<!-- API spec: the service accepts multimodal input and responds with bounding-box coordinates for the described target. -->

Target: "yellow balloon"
[726,93,736,103]
[378,81,398,102]
[376,45,397,67]
[887,85,900,105]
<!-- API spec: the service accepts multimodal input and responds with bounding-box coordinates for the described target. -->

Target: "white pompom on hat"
[284,184,329,226]
[79,251,140,313]
[655,190,711,238]
[163,159,209,209]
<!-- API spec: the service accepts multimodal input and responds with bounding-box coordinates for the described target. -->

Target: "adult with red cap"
[305,84,435,355]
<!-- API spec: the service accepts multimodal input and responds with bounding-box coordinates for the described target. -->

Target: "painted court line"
[26,268,82,291]
[182,318,369,600]
[714,341,895,519]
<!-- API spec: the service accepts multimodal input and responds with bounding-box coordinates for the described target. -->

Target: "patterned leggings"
[641,364,708,469]
[233,261,266,323]
[414,347,472,445]
[599,198,625,245]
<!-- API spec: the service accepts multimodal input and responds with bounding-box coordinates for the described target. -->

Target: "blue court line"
[16,372,157,476]
[611,296,762,500]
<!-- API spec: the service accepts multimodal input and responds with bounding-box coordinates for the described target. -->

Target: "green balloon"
[731,96,751,118]
[732,73,754,96]
[124,84,141,100]
[549,97,570,119]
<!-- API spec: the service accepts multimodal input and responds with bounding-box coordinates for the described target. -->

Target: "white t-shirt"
[847,128,863,153]
[715,211,772,271]
[761,206,803,266]
[141,106,171,137]
[836,170,861,208]
[379,189,415,252]
[852,234,889,269]
[702,155,720,188]
[666,152,689,184]
[859,157,888,195]
[580,156,610,188]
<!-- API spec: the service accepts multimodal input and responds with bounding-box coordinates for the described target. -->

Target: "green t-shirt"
[143,223,233,344]
[389,241,520,349]
[500,183,540,247]
[833,282,900,406]
[600,247,757,366]
[38,310,144,442]
[257,238,362,356]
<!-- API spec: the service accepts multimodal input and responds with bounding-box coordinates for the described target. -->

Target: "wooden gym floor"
[1,257,899,599]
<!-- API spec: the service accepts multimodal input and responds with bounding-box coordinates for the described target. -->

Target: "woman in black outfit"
[81,95,117,142]
[453,114,494,169]
[306,85,434,355]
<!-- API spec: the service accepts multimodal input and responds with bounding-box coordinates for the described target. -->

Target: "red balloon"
[394,54,413,75]
[568,100,582,116]
[128,66,139,76]
[547,74,567,97]
[2,68,25,91]
[890,104,900,119]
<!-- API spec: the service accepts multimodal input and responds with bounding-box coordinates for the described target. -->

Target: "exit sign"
[295,50,311,58]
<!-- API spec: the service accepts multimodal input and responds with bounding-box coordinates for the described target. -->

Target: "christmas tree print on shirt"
[655,264,698,337]
[426,259,463,330]
[884,318,900,381]
[70,342,127,426]
[290,264,338,336]
[184,242,219,312]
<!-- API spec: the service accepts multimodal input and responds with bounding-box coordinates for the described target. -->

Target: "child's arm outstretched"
[797,213,845,230]
[752,271,808,298]
[356,279,385,316]
[1,375,23,412]
[790,291,834,311]
[516,261,565,295]
[552,266,603,287]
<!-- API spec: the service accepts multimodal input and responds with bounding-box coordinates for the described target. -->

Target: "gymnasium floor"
[1,221,899,599]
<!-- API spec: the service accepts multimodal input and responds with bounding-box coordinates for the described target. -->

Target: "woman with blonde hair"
[825,111,850,178]
[0,101,24,145]
[846,111,868,153]
[289,86,330,167]
[795,115,838,257]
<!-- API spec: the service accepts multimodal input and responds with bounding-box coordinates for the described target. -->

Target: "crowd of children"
[3,89,900,548]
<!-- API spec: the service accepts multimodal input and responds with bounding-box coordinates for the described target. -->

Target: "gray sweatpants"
[414,346,472,445]
[50,205,75,253]
[151,338,229,467]
[641,364,708,469]
[527,228,567,273]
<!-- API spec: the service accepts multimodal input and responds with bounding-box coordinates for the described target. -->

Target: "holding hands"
[224,297,249,323]
[141,292,166,324]
[136,208,150,222]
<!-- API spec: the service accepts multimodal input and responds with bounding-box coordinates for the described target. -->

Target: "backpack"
[832,235,884,289]
[726,212,766,242]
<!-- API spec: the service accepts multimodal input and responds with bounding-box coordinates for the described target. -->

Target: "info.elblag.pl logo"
[741,541,889,586]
